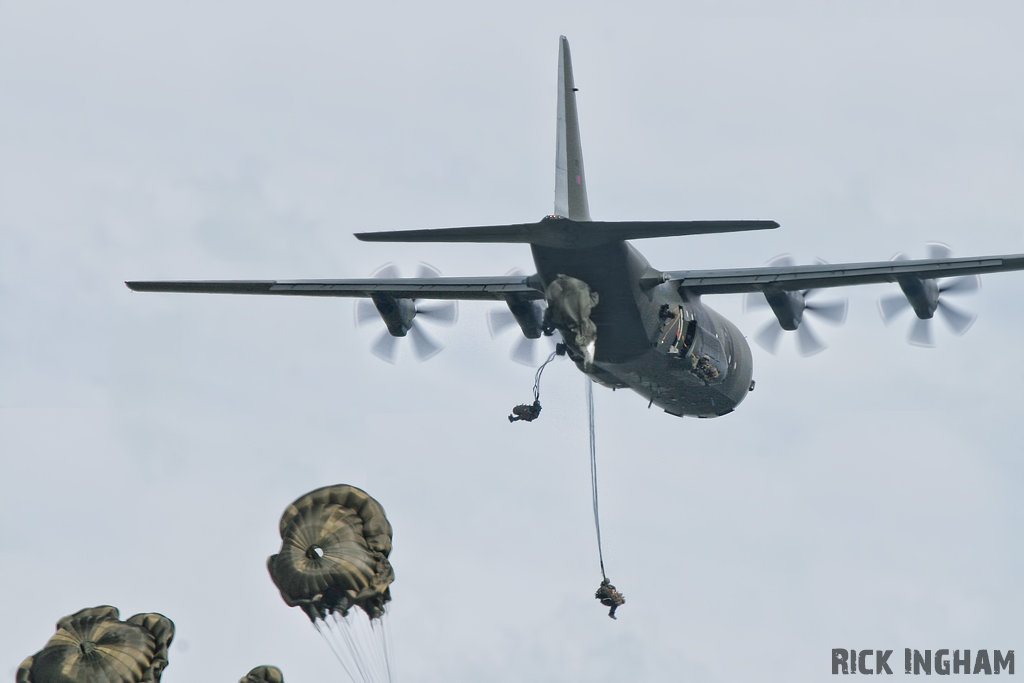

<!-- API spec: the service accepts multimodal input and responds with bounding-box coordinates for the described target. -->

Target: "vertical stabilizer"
[554,36,592,222]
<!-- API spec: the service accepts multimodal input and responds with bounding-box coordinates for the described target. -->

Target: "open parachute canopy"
[267,484,395,621]
[239,665,284,683]
[17,606,174,683]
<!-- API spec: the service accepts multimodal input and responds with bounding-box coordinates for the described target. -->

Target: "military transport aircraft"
[127,36,1024,418]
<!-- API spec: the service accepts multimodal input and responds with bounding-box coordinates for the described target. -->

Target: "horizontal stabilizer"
[356,217,778,248]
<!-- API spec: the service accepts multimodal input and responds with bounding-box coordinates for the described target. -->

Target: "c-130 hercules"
[128,36,1024,418]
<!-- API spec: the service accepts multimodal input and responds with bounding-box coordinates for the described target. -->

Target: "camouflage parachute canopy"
[267,484,394,621]
[239,665,284,683]
[17,606,174,683]
[544,273,599,363]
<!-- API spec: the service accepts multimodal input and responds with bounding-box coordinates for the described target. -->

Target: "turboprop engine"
[354,263,459,362]
[878,244,981,347]
[745,257,848,356]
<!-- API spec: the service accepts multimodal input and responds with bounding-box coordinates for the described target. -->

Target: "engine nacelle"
[896,276,940,319]
[503,294,544,339]
[371,294,417,336]
[762,284,805,330]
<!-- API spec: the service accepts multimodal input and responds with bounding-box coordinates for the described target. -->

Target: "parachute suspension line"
[364,610,393,683]
[585,378,606,580]
[315,611,394,683]
[368,611,395,683]
[331,610,393,683]
[328,617,369,683]
[330,617,360,682]
[333,613,371,683]
[379,607,397,683]
[314,619,358,683]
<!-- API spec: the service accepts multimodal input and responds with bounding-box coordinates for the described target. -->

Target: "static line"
[586,377,606,579]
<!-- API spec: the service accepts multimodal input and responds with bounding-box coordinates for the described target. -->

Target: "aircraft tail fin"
[356,37,780,247]
[555,36,591,221]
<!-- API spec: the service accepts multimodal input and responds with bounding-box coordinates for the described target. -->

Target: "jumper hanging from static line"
[586,378,624,619]
[504,349,624,617]
[508,344,566,423]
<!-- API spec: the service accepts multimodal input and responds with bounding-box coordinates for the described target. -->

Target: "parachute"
[267,484,396,683]
[17,606,174,683]
[239,666,284,683]
[544,274,599,366]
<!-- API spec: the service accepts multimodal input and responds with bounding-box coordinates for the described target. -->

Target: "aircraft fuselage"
[531,240,754,417]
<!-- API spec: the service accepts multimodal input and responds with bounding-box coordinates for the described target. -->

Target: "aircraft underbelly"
[589,355,737,417]
[587,307,755,418]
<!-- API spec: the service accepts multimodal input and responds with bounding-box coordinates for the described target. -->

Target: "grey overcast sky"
[3,2,1024,681]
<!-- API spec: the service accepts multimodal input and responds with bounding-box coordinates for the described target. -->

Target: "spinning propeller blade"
[510,336,541,366]
[927,242,952,260]
[940,275,981,296]
[878,295,910,324]
[371,330,400,363]
[796,323,826,357]
[909,317,933,348]
[355,299,380,325]
[878,243,980,347]
[417,301,459,325]
[487,268,555,366]
[487,308,519,336]
[354,262,458,362]
[754,321,784,355]
[745,255,848,356]
[409,325,443,360]
[803,292,848,324]
[937,299,976,336]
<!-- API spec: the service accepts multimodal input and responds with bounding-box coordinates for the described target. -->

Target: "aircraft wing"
[125,276,544,301]
[660,253,1024,294]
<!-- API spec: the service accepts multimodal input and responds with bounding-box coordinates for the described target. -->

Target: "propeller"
[354,263,459,363]
[487,307,558,366]
[743,255,849,356]
[877,242,980,348]
[487,269,556,366]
